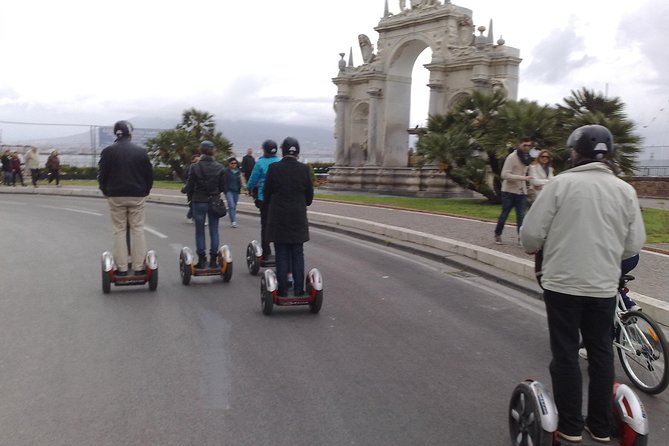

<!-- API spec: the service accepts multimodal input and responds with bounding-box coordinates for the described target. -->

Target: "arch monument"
[328,0,521,196]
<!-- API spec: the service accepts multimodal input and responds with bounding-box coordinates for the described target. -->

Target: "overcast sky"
[1,0,668,153]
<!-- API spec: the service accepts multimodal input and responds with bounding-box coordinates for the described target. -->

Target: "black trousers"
[544,289,616,437]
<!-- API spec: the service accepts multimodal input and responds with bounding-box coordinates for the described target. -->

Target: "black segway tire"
[246,243,259,275]
[261,276,273,315]
[149,268,158,291]
[508,382,554,446]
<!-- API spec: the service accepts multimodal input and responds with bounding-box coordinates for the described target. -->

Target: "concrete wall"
[628,177,669,199]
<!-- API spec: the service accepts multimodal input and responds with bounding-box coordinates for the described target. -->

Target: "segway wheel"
[308,283,323,314]
[222,261,233,283]
[261,276,273,315]
[246,243,259,275]
[148,268,158,291]
[180,254,191,286]
[508,382,554,446]
[102,270,111,294]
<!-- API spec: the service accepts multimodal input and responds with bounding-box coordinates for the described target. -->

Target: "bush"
[58,165,176,181]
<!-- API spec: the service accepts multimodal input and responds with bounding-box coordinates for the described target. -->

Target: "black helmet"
[567,125,614,160]
[113,120,133,139]
[200,140,215,150]
[280,137,300,156]
[261,139,278,155]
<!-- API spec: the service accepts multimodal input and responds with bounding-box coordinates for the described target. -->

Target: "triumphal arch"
[328,0,521,195]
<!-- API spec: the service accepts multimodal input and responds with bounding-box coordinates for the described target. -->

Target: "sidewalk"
[3,185,668,325]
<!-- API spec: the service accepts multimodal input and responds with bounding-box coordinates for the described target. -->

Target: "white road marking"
[145,225,168,239]
[38,204,103,216]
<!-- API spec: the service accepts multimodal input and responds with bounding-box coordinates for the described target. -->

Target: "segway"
[508,380,649,445]
[246,239,274,275]
[101,228,158,293]
[260,267,323,315]
[179,245,233,285]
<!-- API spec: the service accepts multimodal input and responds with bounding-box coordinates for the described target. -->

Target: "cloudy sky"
[1,0,668,154]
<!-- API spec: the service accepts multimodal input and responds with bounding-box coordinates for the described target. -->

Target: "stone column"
[365,88,382,166]
[334,94,348,165]
[427,82,444,117]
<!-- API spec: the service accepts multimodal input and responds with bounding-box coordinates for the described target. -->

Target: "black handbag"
[209,195,227,217]
[197,163,227,217]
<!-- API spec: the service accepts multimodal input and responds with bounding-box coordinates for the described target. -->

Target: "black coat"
[182,156,227,203]
[97,137,153,197]
[264,157,313,244]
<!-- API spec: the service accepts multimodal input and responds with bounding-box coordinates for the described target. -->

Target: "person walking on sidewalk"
[494,137,533,245]
[528,148,554,202]
[246,139,280,263]
[264,137,313,297]
[181,141,227,269]
[46,150,61,186]
[520,124,646,443]
[224,157,242,228]
[240,147,255,186]
[98,120,154,276]
[25,147,41,187]
[10,152,26,186]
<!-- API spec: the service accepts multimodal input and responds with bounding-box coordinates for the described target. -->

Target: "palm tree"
[557,87,641,175]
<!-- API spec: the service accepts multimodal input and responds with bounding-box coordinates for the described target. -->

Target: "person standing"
[264,137,314,297]
[240,147,256,185]
[246,140,281,262]
[181,141,227,269]
[520,125,646,443]
[494,137,533,245]
[224,157,242,228]
[46,150,61,186]
[97,121,154,276]
[183,154,201,222]
[25,147,41,187]
[528,149,555,201]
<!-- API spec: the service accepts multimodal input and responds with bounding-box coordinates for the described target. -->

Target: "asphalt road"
[1,195,668,446]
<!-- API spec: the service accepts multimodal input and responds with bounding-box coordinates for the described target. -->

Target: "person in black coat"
[97,120,154,275]
[264,137,314,296]
[181,141,227,269]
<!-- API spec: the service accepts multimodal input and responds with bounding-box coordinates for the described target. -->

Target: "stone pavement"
[3,185,668,325]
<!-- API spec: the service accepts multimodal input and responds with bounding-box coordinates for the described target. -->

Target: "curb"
[3,186,667,326]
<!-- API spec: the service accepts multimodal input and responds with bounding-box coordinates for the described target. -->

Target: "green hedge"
[57,165,175,181]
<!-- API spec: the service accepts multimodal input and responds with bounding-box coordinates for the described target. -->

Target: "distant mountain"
[16,117,335,160]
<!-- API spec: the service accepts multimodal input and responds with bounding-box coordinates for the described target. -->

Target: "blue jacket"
[245,155,280,202]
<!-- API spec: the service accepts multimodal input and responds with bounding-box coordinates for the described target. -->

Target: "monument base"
[324,166,469,198]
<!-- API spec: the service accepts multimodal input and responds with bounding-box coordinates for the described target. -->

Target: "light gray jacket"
[520,162,646,298]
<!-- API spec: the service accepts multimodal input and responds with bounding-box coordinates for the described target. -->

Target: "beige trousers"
[107,196,147,272]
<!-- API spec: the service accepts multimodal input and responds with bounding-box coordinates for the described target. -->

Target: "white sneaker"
[578,347,588,360]
[231,222,237,228]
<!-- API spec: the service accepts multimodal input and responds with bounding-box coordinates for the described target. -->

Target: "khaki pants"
[108,196,147,272]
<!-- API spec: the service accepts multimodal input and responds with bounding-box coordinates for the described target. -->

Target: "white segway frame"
[101,249,158,293]
[508,379,558,446]
[179,245,233,285]
[613,383,649,445]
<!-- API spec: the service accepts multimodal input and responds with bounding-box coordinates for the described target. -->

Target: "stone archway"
[329,0,521,196]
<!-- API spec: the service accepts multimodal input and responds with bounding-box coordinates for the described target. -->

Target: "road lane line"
[145,225,168,239]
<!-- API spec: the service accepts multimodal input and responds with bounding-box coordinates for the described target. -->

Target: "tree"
[146,108,233,180]
[416,91,559,202]
[557,87,641,175]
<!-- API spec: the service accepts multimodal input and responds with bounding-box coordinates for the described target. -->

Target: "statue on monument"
[358,34,376,64]
[410,0,440,8]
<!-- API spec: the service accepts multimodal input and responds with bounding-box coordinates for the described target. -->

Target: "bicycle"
[614,274,668,394]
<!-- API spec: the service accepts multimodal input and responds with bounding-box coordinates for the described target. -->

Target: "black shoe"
[196,255,207,269]
[133,270,146,276]
[209,256,218,268]
[115,270,128,277]
[294,290,305,297]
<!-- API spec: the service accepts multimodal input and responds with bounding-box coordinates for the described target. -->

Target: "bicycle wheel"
[616,310,669,394]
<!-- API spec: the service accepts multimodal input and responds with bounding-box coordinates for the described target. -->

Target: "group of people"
[0,148,62,187]
[96,120,313,297]
[95,119,646,443]
[180,137,313,296]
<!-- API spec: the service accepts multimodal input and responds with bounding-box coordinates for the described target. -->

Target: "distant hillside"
[17,117,335,160]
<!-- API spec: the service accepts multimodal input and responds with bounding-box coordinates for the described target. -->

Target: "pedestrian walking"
[25,147,41,187]
[494,137,533,245]
[224,157,242,227]
[46,150,61,186]
[240,147,255,185]
[520,124,646,443]
[528,148,555,202]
